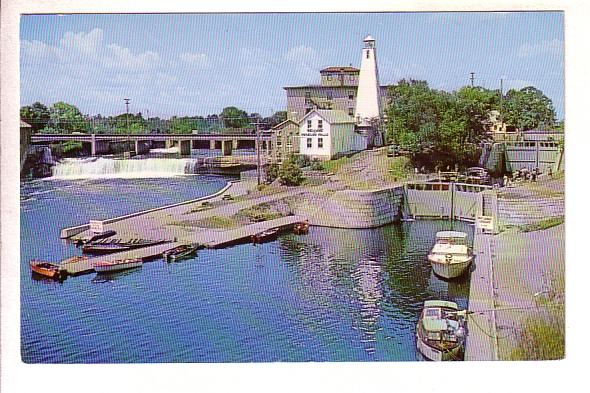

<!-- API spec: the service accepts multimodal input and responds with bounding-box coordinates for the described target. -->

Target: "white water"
[51,157,198,179]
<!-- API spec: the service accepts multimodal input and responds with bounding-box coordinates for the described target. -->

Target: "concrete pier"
[465,230,498,361]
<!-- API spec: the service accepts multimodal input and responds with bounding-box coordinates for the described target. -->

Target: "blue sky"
[20,12,564,119]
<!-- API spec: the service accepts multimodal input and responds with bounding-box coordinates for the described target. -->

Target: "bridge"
[30,133,275,156]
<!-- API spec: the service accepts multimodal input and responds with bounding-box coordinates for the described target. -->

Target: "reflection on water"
[21,175,472,363]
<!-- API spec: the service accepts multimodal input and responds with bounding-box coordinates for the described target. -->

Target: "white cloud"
[179,52,211,68]
[21,28,160,71]
[517,39,563,58]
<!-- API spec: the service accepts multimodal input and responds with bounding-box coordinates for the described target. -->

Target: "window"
[327,75,332,81]
[318,138,323,148]
[305,91,311,105]
[348,90,354,100]
[307,138,312,148]
[348,107,354,116]
[327,91,333,100]
[318,120,323,129]
[366,50,370,59]
[307,120,312,129]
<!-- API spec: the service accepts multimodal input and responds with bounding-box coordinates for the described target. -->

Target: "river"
[20,159,472,363]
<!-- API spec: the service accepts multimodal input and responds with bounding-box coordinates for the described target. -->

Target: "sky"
[20,12,564,119]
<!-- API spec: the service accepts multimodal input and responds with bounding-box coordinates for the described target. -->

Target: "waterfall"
[51,157,200,179]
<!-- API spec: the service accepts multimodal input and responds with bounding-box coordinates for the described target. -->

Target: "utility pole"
[124,98,131,154]
[470,72,475,87]
[252,121,265,186]
[500,78,504,120]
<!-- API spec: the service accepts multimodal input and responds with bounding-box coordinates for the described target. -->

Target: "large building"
[280,35,388,160]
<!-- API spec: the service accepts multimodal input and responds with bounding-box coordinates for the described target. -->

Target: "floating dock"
[59,215,308,276]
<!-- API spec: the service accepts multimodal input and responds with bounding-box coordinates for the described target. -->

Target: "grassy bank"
[519,216,565,232]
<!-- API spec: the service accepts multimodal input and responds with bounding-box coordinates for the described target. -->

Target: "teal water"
[20,176,471,363]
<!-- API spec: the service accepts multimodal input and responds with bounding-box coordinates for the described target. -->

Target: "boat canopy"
[422,318,448,332]
[436,231,468,240]
[424,300,459,310]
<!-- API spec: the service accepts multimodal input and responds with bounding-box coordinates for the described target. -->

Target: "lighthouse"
[354,34,383,147]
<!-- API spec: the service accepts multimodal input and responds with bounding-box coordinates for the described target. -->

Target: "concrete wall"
[497,194,564,228]
[292,186,404,228]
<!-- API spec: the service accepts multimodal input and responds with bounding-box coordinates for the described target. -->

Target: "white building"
[298,109,366,160]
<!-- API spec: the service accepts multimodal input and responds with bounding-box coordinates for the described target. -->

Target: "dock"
[465,230,498,361]
[59,215,307,275]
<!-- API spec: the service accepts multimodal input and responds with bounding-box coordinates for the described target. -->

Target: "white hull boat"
[416,300,467,361]
[94,258,143,273]
[427,231,473,279]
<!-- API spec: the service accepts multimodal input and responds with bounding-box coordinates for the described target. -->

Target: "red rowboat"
[29,260,66,280]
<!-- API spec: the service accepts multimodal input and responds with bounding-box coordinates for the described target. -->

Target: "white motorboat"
[94,258,143,273]
[416,300,467,361]
[427,231,473,279]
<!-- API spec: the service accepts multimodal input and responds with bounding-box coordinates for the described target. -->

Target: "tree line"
[20,102,287,135]
[385,80,560,168]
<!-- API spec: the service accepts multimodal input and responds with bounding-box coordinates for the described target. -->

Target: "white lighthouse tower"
[354,34,383,147]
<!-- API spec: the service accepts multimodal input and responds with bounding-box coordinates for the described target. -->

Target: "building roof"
[20,120,32,128]
[320,66,359,73]
[364,34,375,42]
[271,119,299,130]
[299,109,356,125]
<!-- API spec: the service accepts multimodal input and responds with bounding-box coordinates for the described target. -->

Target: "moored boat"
[82,239,166,255]
[251,228,280,244]
[93,258,143,273]
[427,231,473,279]
[163,244,199,262]
[29,260,66,280]
[293,222,309,235]
[416,300,467,361]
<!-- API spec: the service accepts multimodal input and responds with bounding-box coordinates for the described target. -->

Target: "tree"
[41,102,89,134]
[263,111,287,128]
[20,102,50,132]
[220,106,250,128]
[278,155,304,186]
[111,112,145,134]
[503,86,557,131]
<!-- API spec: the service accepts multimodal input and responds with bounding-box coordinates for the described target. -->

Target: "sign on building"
[89,220,105,234]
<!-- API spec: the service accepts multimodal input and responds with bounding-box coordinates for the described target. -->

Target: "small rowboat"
[94,258,143,273]
[293,222,309,235]
[29,260,66,280]
[251,228,280,244]
[82,239,166,255]
[163,244,199,262]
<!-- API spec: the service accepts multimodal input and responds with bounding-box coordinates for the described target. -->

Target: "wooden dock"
[60,242,181,275]
[58,215,308,276]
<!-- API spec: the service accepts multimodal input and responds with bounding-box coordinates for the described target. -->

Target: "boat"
[162,244,199,262]
[427,231,474,279]
[293,222,309,235]
[416,300,467,361]
[93,258,143,273]
[251,228,280,244]
[82,239,167,255]
[29,260,66,280]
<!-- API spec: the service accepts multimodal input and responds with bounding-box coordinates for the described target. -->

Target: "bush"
[509,308,565,360]
[266,163,280,183]
[294,154,311,168]
[310,158,324,171]
[279,156,304,186]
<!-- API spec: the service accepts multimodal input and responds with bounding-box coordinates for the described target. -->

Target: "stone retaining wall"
[292,186,404,228]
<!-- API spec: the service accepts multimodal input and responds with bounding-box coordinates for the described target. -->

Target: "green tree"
[278,155,304,186]
[219,106,250,128]
[263,111,288,128]
[41,102,89,133]
[503,86,557,131]
[20,102,50,132]
[111,112,145,134]
[220,106,250,128]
